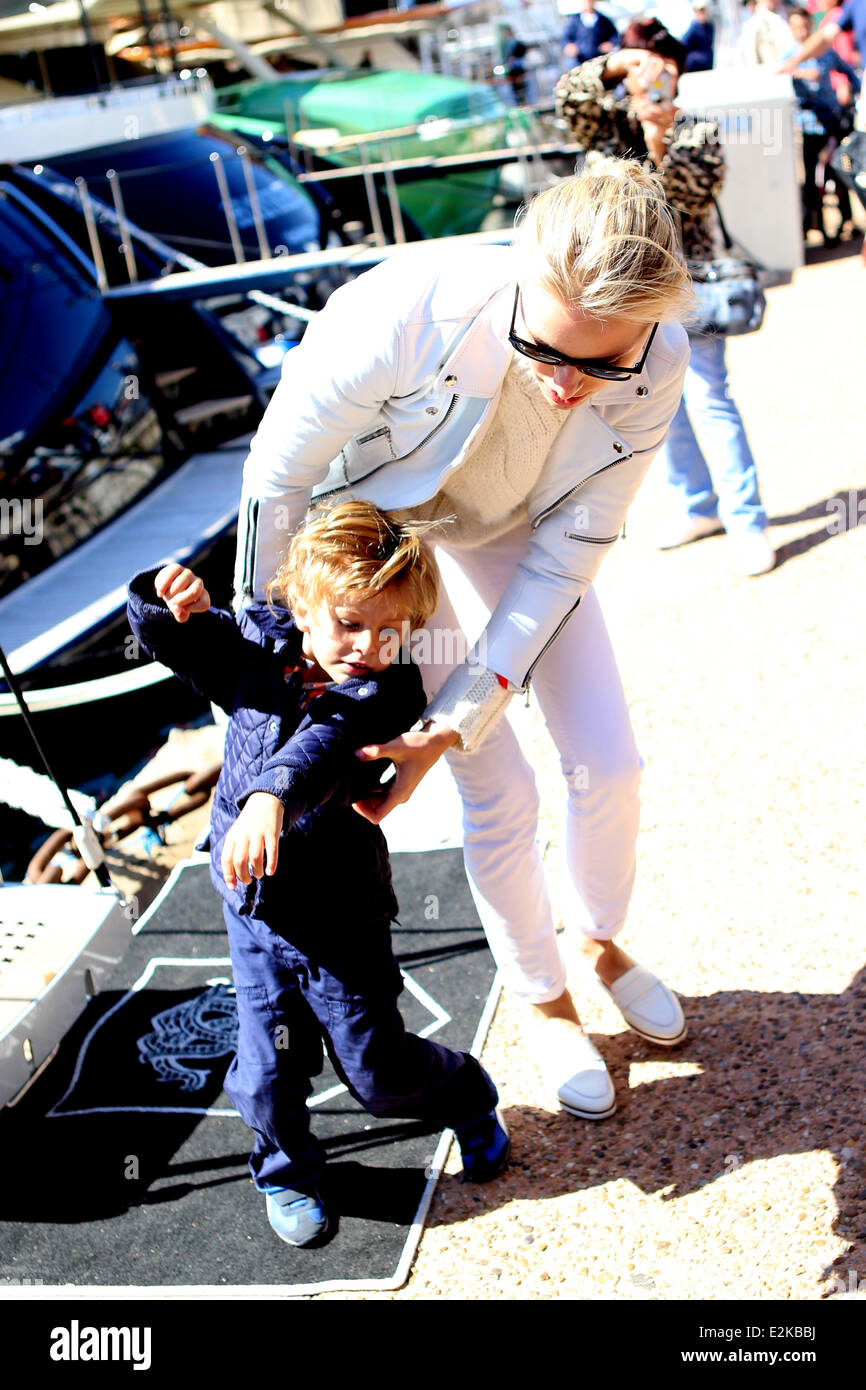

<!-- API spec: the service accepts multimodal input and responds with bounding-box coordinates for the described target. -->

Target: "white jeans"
[418,524,642,1004]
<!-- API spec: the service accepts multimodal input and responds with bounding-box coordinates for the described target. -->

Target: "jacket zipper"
[394,393,460,465]
[520,451,632,683]
[529,454,632,530]
[242,496,259,599]
[564,532,620,545]
[356,425,391,446]
[521,597,582,690]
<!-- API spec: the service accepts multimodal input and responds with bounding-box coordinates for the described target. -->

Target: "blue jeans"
[221,901,497,1190]
[659,333,767,535]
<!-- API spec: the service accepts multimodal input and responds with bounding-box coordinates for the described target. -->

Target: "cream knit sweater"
[391,351,569,548]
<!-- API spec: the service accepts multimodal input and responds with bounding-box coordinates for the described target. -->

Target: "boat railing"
[289,111,575,242]
[283,103,567,244]
[65,142,278,287]
[33,91,571,286]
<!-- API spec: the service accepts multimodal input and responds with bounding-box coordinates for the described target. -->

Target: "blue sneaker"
[454,1108,510,1183]
[264,1181,329,1247]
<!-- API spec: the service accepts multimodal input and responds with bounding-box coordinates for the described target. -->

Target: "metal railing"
[67,110,570,281]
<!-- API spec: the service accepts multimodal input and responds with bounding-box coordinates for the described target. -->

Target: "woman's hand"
[222,792,285,889]
[604,48,670,86]
[606,49,678,142]
[352,721,460,825]
[155,563,211,623]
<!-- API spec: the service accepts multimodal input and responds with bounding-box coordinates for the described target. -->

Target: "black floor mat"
[0,852,498,1293]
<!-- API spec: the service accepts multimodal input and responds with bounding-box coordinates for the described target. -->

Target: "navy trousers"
[221,899,497,1190]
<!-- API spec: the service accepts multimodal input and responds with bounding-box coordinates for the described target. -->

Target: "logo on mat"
[137,984,238,1092]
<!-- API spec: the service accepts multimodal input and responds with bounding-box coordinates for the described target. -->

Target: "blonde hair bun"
[515,156,696,323]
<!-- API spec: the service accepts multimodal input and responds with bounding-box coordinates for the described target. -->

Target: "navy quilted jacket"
[127,568,427,927]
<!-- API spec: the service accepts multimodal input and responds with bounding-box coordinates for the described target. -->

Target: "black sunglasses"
[508,285,658,382]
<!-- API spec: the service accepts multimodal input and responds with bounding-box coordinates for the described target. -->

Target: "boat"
[211,67,520,240]
[0,70,361,265]
[0,157,315,782]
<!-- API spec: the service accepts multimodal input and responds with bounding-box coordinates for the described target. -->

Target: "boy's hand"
[222,793,284,889]
[155,563,211,623]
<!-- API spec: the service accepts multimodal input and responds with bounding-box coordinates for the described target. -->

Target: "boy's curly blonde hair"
[268,498,440,630]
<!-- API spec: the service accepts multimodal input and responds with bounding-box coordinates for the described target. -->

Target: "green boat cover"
[217,70,506,131]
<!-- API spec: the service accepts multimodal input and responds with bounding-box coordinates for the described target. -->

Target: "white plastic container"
[676,65,803,274]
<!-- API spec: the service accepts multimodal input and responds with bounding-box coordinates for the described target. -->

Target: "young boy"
[127,499,509,1248]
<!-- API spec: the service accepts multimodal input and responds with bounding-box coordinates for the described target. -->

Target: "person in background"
[806,0,862,96]
[741,0,794,63]
[562,0,619,64]
[786,7,859,238]
[556,18,776,575]
[682,1,716,71]
[779,0,866,85]
[499,24,531,104]
[780,0,866,261]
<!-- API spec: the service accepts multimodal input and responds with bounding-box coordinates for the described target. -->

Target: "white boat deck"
[1,437,250,678]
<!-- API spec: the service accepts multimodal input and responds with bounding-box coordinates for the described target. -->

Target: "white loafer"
[600,965,687,1046]
[532,1023,617,1121]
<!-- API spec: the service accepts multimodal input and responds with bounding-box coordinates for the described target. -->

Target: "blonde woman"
[233,160,692,1122]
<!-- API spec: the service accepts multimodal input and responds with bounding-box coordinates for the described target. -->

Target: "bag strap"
[712,197,735,251]
[712,197,764,268]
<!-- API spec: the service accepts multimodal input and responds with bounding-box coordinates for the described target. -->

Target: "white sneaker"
[728,529,776,576]
[530,1018,617,1120]
[656,514,725,550]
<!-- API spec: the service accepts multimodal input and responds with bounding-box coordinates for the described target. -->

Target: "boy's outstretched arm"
[127,564,272,714]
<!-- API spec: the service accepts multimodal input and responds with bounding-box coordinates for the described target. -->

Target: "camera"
[647,72,674,104]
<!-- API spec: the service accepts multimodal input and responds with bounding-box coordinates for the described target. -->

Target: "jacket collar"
[432,281,514,397]
[243,601,302,656]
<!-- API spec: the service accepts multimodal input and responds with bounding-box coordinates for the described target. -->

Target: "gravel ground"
[115,245,865,1304]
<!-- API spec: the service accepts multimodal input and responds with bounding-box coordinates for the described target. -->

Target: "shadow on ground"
[429,965,866,1295]
[769,485,866,568]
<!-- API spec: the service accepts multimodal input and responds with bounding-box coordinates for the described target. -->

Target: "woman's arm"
[233,266,404,605]
[555,54,637,153]
[664,121,726,223]
[778,22,840,74]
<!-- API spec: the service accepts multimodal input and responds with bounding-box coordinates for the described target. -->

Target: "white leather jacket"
[234,243,689,750]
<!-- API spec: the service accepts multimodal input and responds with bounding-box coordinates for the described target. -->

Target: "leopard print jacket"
[555,55,725,265]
